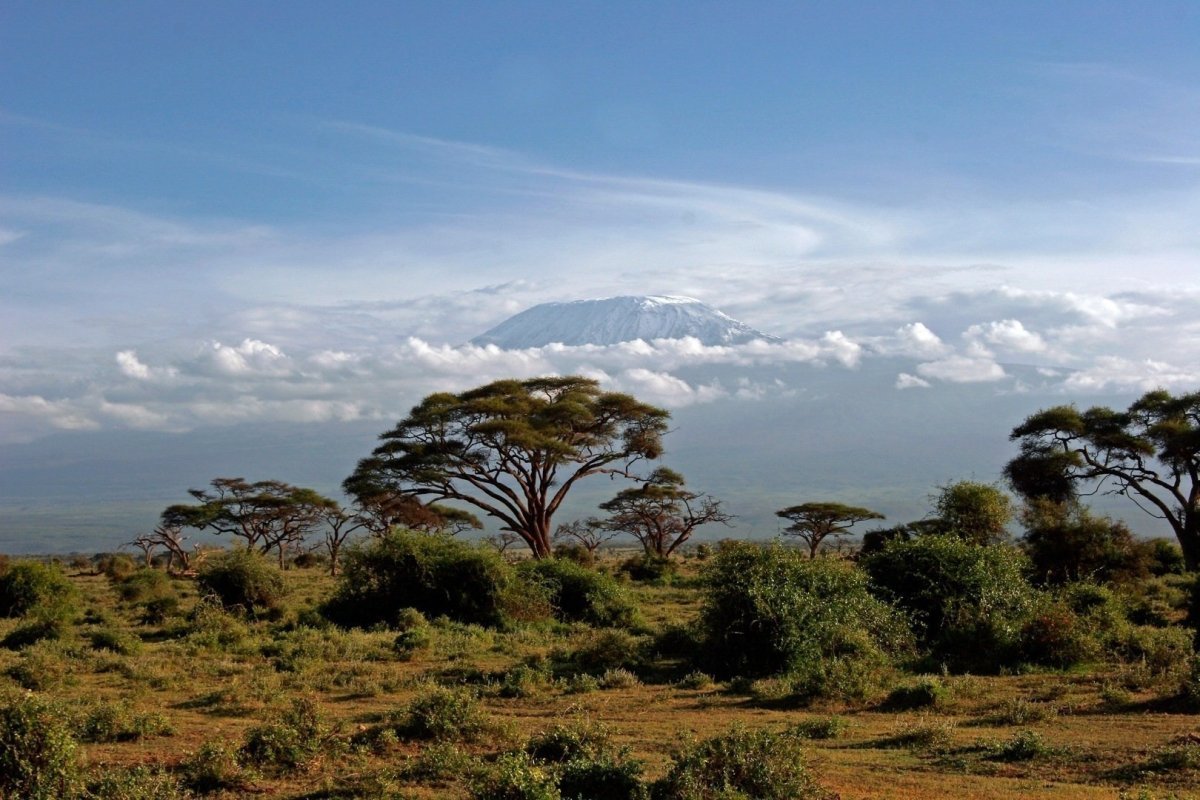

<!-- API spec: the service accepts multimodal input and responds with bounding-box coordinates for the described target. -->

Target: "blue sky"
[1,3,1199,543]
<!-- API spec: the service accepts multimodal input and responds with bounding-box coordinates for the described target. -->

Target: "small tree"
[162,478,338,568]
[599,467,732,558]
[553,518,621,560]
[125,534,158,568]
[345,377,670,558]
[316,505,369,576]
[933,481,1013,545]
[775,502,884,558]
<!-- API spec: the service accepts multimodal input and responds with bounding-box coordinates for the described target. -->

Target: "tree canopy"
[161,477,337,567]
[775,501,884,558]
[344,376,671,557]
[598,467,732,557]
[933,480,1013,545]
[1007,389,1200,569]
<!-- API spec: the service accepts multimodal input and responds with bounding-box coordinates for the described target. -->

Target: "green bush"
[196,549,286,617]
[883,677,947,710]
[516,558,639,628]
[98,553,138,581]
[88,627,143,656]
[651,726,834,800]
[0,690,81,800]
[618,554,677,584]
[86,765,188,800]
[698,542,909,698]
[0,561,78,620]
[470,750,561,800]
[568,629,644,675]
[77,701,173,743]
[241,697,331,773]
[863,534,1036,671]
[323,530,517,628]
[1018,597,1095,668]
[789,716,850,740]
[182,740,245,794]
[400,685,488,741]
[115,569,177,606]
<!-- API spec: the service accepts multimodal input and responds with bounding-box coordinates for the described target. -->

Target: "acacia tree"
[1007,390,1200,569]
[162,478,338,568]
[554,517,621,560]
[598,467,732,558]
[776,502,884,558]
[342,473,482,536]
[345,376,670,558]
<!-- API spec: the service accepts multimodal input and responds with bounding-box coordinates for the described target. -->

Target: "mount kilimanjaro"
[470,295,779,349]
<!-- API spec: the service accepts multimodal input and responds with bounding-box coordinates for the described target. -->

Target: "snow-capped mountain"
[471,295,779,348]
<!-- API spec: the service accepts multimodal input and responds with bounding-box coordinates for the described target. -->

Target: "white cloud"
[895,373,932,390]
[1062,356,1200,393]
[964,319,1047,354]
[916,355,1008,383]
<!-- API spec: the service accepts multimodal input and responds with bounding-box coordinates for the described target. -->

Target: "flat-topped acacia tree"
[344,376,671,558]
[1007,389,1200,569]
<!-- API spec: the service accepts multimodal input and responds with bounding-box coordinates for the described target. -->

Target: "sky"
[1,2,1199,547]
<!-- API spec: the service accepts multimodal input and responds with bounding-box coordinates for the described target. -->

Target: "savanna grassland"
[1,535,1198,800]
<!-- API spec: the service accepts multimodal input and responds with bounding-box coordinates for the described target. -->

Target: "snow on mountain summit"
[471,295,779,348]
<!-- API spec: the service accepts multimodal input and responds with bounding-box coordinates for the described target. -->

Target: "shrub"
[196,549,286,617]
[887,717,957,754]
[0,690,81,800]
[89,627,143,656]
[182,740,245,794]
[863,534,1036,671]
[618,554,677,584]
[568,629,644,675]
[991,729,1052,761]
[470,750,561,800]
[994,698,1057,726]
[86,765,187,800]
[698,542,909,698]
[241,697,331,773]
[115,569,177,605]
[516,558,639,628]
[1018,598,1094,668]
[883,677,947,710]
[185,597,249,649]
[98,553,138,581]
[526,721,614,764]
[0,561,77,620]
[1,616,70,650]
[790,715,851,740]
[401,685,487,741]
[323,530,516,628]
[77,701,173,743]
[652,726,834,800]
[675,671,714,690]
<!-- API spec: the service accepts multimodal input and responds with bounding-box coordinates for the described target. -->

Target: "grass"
[0,556,1195,799]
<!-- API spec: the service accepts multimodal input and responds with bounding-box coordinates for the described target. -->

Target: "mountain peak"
[471,295,778,348]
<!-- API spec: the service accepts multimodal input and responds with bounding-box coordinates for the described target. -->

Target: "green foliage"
[241,697,331,773]
[1020,499,1146,586]
[567,629,644,675]
[182,740,245,794]
[400,685,487,741]
[884,677,947,710]
[652,726,833,800]
[863,534,1036,671]
[516,558,639,628]
[523,722,647,800]
[934,480,1013,545]
[0,690,81,800]
[115,568,177,603]
[990,730,1053,761]
[77,701,173,743]
[98,553,138,581]
[698,542,909,698]
[470,750,561,800]
[88,627,143,656]
[0,560,78,620]
[1018,596,1094,668]
[789,715,851,740]
[346,376,671,558]
[196,549,286,617]
[86,766,188,800]
[617,554,678,584]
[323,530,517,628]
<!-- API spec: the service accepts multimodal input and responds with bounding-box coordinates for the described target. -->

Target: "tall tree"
[162,478,337,567]
[1007,390,1200,569]
[345,376,670,558]
[598,467,732,558]
[776,502,884,558]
